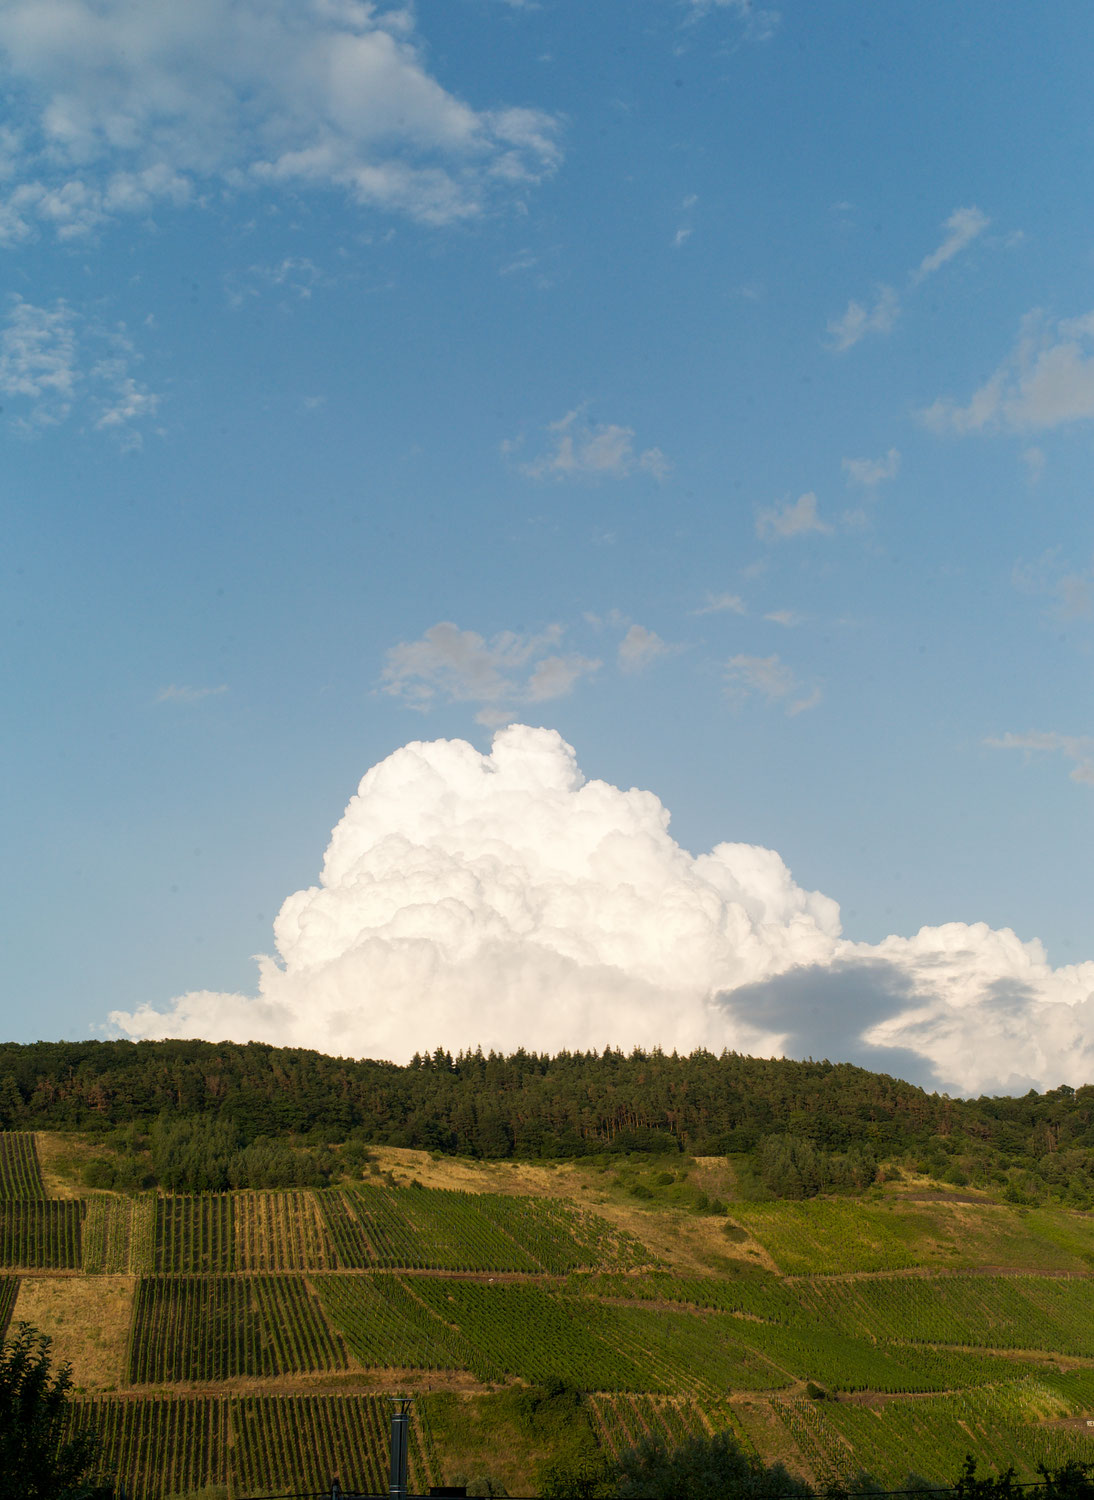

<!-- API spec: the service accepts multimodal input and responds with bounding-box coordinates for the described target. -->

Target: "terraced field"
[6,1132,1094,1497]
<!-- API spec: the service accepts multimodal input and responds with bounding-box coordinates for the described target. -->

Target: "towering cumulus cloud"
[111,726,1094,1096]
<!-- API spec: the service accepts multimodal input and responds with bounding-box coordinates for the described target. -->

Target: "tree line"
[0,1039,1092,1204]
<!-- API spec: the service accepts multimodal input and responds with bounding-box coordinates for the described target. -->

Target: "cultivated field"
[3,1133,1093,1497]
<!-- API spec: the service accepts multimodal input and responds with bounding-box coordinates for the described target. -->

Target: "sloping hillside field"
[3,1133,1094,1497]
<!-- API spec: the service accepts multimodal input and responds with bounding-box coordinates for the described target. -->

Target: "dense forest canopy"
[1,1040,1092,1205]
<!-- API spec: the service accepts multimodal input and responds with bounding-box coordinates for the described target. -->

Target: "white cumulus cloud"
[0,0,561,240]
[110,724,1094,1095]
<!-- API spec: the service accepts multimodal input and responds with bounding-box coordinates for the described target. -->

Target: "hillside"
[3,1128,1094,1498]
[3,1040,1094,1208]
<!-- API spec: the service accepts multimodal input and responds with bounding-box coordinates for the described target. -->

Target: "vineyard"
[316,1183,649,1272]
[82,1195,154,1274]
[0,1275,16,1338]
[128,1273,346,1383]
[71,1397,228,1499]
[2,1129,1094,1496]
[73,1393,433,1499]
[0,1199,83,1268]
[0,1132,45,1198]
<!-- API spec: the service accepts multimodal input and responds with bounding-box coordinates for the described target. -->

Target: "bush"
[0,1323,102,1499]
[615,1431,812,1500]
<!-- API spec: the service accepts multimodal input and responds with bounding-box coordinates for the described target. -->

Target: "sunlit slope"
[2,1133,1094,1497]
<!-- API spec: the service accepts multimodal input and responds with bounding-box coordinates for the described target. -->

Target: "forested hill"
[0,1040,1091,1186]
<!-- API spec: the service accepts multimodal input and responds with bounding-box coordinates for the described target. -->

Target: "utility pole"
[390,1396,413,1499]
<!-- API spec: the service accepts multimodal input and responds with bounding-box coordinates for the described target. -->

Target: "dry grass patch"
[33,1132,95,1199]
[12,1274,135,1390]
[366,1146,582,1199]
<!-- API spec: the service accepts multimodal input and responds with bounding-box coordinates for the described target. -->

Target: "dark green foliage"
[1038,1461,1094,1500]
[0,1323,102,1500]
[0,1080,25,1131]
[538,1450,619,1499]
[3,1040,1094,1204]
[749,1134,878,1200]
[613,1429,813,1500]
[150,1115,330,1192]
[81,1124,154,1191]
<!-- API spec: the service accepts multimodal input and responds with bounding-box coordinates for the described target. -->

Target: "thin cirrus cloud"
[987,731,1094,788]
[828,206,990,351]
[0,295,157,444]
[380,621,601,727]
[921,310,1094,435]
[0,0,561,242]
[109,723,1094,1096]
[509,407,669,481]
[755,491,832,540]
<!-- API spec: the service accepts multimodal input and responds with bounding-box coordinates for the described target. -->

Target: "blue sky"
[3,1,1094,1092]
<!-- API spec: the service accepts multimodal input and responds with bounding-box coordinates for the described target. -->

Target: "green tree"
[0,1323,103,1499]
[614,1431,813,1500]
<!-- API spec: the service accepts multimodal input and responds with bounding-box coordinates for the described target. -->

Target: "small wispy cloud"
[842,448,901,488]
[827,286,899,352]
[914,206,990,282]
[725,652,820,716]
[755,491,832,541]
[509,407,669,481]
[226,257,328,306]
[1022,447,1045,484]
[693,592,746,616]
[684,0,781,42]
[0,295,158,446]
[156,684,228,704]
[986,730,1094,787]
[1013,549,1094,621]
[381,621,601,726]
[764,609,802,627]
[618,624,672,674]
[828,205,989,352]
[921,309,1094,435]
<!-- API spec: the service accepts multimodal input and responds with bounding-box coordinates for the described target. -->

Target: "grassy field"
[6,1132,1094,1496]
